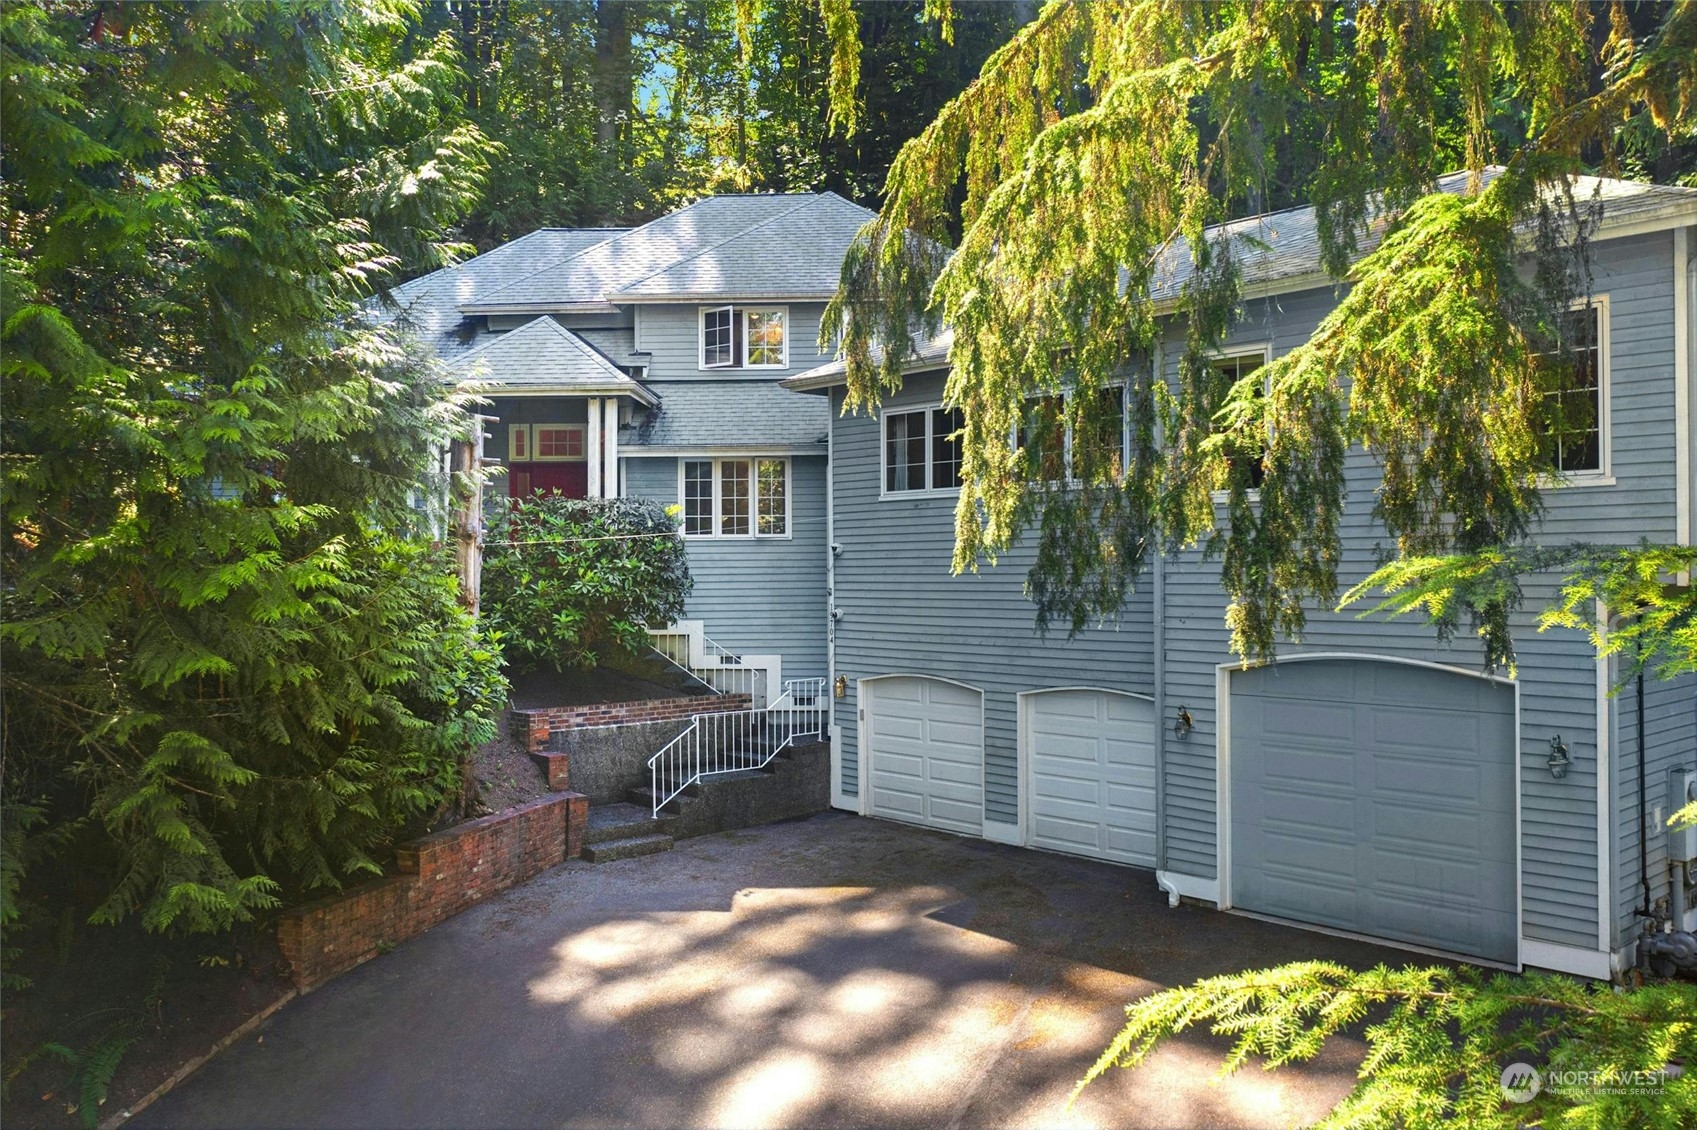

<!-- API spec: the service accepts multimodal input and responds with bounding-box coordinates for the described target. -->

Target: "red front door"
[508,462,589,499]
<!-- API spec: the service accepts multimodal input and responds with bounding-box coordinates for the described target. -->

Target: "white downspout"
[1150,332,1176,906]
[1674,226,1692,562]
[827,390,844,809]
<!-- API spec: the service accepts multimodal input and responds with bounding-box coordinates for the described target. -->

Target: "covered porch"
[450,315,657,499]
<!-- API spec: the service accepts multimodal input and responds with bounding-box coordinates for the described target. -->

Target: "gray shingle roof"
[621,381,830,449]
[786,325,953,391]
[790,170,1697,388]
[1149,168,1697,303]
[464,193,874,313]
[609,194,876,301]
[451,316,657,406]
[374,229,626,361]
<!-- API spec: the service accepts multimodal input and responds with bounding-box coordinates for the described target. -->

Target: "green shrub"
[482,495,692,674]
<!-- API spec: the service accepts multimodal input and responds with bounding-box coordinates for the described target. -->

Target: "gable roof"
[462,193,876,314]
[450,316,657,406]
[620,380,830,449]
[373,228,627,361]
[788,170,1697,389]
[609,194,877,302]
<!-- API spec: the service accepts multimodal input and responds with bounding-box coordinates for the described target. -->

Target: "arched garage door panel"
[1026,690,1156,867]
[1230,660,1517,964]
[866,677,983,835]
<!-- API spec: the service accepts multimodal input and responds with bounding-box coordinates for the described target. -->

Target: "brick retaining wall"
[510,693,752,752]
[277,791,587,991]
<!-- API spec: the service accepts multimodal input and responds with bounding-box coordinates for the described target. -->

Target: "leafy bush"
[482,495,692,673]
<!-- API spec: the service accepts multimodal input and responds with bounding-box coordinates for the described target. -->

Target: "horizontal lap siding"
[1615,671,1697,947]
[1163,231,1684,954]
[830,374,1157,824]
[636,302,834,379]
[623,455,828,680]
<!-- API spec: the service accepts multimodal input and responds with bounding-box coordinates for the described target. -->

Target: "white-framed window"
[1534,297,1610,480]
[508,423,586,463]
[680,457,789,537]
[1012,385,1129,484]
[883,405,964,495]
[699,306,788,370]
[1207,350,1269,489]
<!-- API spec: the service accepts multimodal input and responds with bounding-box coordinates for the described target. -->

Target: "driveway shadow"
[137,812,1409,1130]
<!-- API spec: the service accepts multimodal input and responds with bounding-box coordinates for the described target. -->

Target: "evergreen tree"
[1,0,504,933]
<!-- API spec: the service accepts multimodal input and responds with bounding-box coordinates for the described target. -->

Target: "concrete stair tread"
[586,803,674,844]
[582,833,675,863]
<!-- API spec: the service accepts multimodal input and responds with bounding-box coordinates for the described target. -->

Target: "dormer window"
[700,306,787,370]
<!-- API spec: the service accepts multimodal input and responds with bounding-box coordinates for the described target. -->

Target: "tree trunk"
[593,0,633,149]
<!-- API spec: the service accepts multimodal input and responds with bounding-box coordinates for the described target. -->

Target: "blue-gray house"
[381,193,877,697]
[784,172,1697,981]
[387,178,1695,980]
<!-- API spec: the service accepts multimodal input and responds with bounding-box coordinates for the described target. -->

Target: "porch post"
[586,397,603,498]
[602,398,621,499]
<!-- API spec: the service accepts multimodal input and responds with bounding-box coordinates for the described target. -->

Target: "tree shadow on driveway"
[137,812,1407,1130]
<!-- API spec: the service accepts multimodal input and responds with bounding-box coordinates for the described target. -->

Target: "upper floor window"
[1534,301,1607,477]
[700,306,788,370]
[1014,387,1128,484]
[682,457,788,536]
[1209,352,1268,489]
[884,406,964,494]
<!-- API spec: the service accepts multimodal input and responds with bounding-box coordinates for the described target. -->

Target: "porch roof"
[450,316,658,406]
[621,380,830,450]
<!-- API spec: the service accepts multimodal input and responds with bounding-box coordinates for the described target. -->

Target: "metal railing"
[648,629,764,703]
[645,679,827,816]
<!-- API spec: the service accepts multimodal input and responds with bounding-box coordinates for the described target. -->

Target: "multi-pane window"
[1013,388,1129,484]
[884,406,965,493]
[720,460,751,535]
[1536,304,1604,474]
[681,458,788,536]
[700,306,787,369]
[757,459,787,535]
[746,311,786,367]
[1210,354,1267,488]
[703,307,737,368]
[535,425,584,460]
[683,460,715,535]
[508,423,585,463]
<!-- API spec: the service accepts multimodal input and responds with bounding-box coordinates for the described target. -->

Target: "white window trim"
[879,403,966,499]
[1537,293,1614,488]
[1005,383,1132,491]
[697,305,791,371]
[1204,344,1273,503]
[678,456,792,539]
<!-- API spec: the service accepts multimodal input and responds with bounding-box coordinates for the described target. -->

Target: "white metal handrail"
[646,681,827,816]
[647,629,764,703]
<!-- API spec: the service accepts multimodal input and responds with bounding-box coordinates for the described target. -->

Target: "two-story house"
[784,172,1697,981]
[381,193,878,694]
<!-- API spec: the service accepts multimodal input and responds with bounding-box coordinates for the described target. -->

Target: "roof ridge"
[608,194,834,296]
[452,316,638,385]
[469,195,737,308]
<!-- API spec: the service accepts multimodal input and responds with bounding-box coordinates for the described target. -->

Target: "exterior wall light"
[1174,706,1194,738]
[1548,735,1572,779]
[834,675,848,699]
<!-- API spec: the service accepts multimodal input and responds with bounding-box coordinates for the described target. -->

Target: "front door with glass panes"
[507,422,589,498]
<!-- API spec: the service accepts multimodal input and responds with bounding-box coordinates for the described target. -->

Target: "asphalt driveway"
[136,811,1415,1130]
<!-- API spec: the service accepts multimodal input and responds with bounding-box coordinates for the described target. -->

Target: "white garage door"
[865,676,983,835]
[1230,659,1518,964]
[1025,690,1156,867]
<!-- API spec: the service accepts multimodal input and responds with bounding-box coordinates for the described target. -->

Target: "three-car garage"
[853,656,1521,967]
